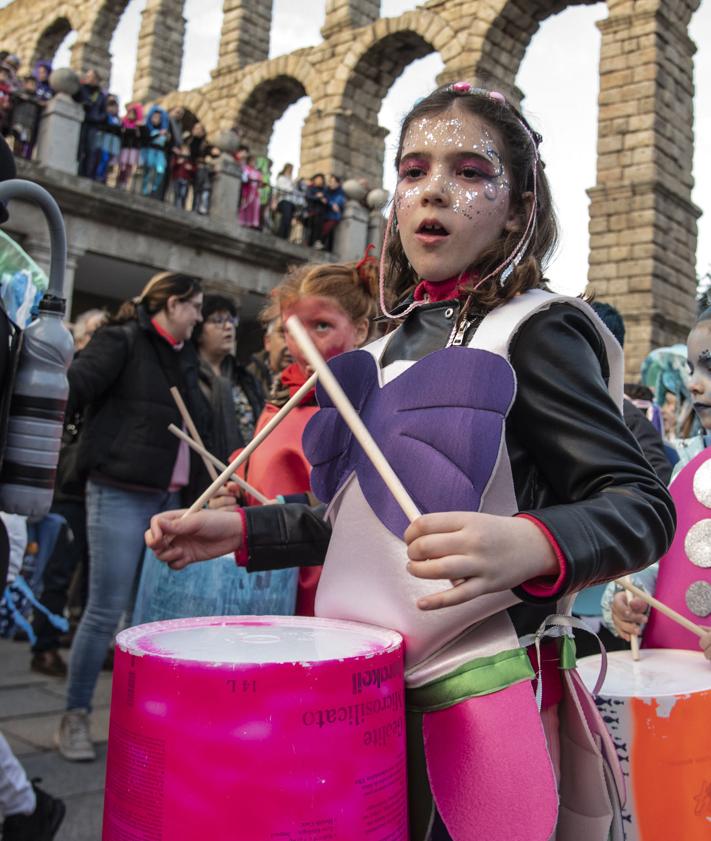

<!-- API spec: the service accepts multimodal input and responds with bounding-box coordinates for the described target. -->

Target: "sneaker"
[56,708,96,761]
[2,780,66,840]
[31,650,67,678]
[313,240,325,250]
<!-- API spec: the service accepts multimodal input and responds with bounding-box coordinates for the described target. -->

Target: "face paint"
[394,107,514,283]
[282,296,362,376]
[687,322,711,432]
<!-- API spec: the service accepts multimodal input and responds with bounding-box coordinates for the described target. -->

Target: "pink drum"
[103,616,407,841]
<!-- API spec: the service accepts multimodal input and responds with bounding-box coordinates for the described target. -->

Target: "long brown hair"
[386,84,558,313]
[113,272,202,323]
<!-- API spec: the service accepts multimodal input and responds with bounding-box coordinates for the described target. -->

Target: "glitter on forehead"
[395,115,511,222]
[404,117,501,160]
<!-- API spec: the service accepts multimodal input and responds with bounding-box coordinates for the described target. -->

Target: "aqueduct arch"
[32,15,76,67]
[0,0,705,374]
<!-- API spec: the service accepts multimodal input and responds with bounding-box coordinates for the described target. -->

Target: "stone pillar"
[35,94,84,175]
[210,155,243,226]
[133,0,186,102]
[333,199,369,260]
[70,38,112,85]
[367,209,385,256]
[60,248,82,315]
[300,108,388,191]
[215,0,272,77]
[587,6,700,378]
[321,0,379,39]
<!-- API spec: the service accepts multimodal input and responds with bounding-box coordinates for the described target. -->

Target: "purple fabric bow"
[302,347,516,538]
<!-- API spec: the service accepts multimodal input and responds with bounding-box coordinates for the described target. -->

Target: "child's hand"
[208,484,239,511]
[404,512,558,611]
[145,509,243,570]
[699,628,711,661]
[610,591,648,641]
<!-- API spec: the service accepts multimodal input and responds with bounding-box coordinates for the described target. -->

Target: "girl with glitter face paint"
[603,306,711,661]
[146,85,674,841]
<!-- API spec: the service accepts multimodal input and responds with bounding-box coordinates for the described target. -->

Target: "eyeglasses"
[205,314,239,327]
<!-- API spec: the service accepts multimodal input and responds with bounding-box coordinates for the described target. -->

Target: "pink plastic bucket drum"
[103,615,407,841]
[578,648,711,840]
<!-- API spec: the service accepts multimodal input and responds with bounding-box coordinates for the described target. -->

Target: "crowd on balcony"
[0,53,350,250]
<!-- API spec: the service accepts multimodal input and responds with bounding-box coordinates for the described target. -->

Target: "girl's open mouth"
[415,219,449,244]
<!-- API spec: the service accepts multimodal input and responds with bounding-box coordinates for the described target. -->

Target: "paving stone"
[3,706,110,753]
[0,686,66,719]
[20,744,107,799]
[1,730,37,757]
[55,790,105,841]
[42,671,114,709]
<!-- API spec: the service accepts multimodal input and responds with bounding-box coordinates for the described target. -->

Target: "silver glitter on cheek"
[684,519,711,568]
[693,460,711,508]
[685,580,711,617]
[484,182,498,201]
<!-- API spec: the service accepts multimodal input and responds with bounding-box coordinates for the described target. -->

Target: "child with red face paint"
[146,85,674,841]
[213,257,377,615]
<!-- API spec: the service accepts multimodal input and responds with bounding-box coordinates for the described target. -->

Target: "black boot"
[2,781,66,840]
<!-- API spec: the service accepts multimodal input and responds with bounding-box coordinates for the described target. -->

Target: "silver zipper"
[450,318,471,347]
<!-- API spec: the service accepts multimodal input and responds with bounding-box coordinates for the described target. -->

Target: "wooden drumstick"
[285,315,420,523]
[618,577,705,639]
[168,424,272,505]
[170,387,219,481]
[282,316,472,578]
[620,576,641,661]
[182,372,317,516]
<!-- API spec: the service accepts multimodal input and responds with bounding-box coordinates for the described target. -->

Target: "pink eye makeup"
[456,157,499,179]
[398,158,429,180]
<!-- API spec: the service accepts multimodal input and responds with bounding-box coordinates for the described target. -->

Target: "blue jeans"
[66,480,179,711]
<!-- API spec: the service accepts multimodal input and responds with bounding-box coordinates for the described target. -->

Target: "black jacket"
[67,307,210,496]
[622,398,673,484]
[242,300,676,636]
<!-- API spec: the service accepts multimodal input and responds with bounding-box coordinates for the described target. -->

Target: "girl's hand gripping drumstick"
[168,424,272,505]
[620,576,641,661]
[618,577,705,639]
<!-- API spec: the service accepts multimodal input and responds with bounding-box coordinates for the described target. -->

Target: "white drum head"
[117,615,402,665]
[578,648,711,698]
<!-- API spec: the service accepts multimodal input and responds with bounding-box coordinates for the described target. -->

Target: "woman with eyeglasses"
[193,294,264,462]
[56,271,210,762]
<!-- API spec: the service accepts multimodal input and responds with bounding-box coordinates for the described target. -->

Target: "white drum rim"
[117,614,403,664]
[577,648,711,698]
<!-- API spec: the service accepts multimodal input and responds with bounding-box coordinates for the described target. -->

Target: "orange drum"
[578,648,711,840]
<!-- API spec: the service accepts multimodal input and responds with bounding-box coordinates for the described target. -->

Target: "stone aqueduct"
[0,0,704,373]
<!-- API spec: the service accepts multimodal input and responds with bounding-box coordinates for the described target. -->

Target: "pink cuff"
[516,513,568,598]
[234,508,249,567]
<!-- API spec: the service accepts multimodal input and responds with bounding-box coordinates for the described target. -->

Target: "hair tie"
[356,244,377,290]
